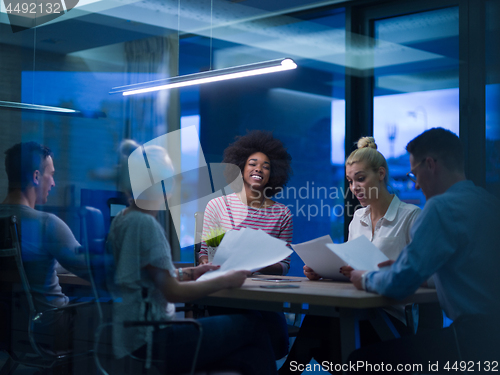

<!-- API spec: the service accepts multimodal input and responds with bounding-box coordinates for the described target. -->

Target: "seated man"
[350,128,500,373]
[0,142,89,349]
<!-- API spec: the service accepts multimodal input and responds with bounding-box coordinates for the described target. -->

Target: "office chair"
[88,239,204,375]
[0,215,94,375]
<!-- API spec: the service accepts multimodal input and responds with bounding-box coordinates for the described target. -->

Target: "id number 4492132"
[444,361,498,372]
[5,2,62,14]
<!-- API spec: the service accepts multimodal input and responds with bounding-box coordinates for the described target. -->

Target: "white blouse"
[348,195,421,261]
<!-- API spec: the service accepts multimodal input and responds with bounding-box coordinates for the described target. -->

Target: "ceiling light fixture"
[0,101,107,118]
[0,101,79,114]
[109,58,297,96]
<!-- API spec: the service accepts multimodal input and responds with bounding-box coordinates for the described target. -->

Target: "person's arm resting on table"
[47,214,90,278]
[176,264,221,281]
[147,264,250,303]
[351,200,458,299]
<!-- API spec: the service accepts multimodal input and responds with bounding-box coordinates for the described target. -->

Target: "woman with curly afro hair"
[199,130,293,275]
[198,130,293,360]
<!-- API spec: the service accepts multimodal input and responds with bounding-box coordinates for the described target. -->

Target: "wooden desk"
[194,275,438,362]
[59,273,439,362]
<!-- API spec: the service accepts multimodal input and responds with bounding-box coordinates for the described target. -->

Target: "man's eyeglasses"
[406,158,436,183]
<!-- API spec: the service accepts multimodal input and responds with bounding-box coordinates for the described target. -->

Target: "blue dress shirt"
[365,180,500,321]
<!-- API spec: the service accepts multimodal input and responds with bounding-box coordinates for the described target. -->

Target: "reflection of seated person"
[199,130,293,275]
[349,128,500,373]
[280,137,421,374]
[108,140,276,375]
[0,142,90,349]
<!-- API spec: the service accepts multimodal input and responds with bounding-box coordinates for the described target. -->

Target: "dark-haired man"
[350,128,500,373]
[1,142,89,349]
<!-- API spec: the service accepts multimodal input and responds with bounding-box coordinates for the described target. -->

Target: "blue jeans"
[132,313,277,375]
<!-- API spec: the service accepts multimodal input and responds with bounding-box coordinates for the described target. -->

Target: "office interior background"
[1,0,499,276]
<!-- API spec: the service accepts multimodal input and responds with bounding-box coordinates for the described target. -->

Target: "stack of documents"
[292,235,389,281]
[197,228,293,281]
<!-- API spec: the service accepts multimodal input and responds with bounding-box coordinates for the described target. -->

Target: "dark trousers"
[347,314,500,374]
[132,313,277,375]
[208,305,290,360]
[279,313,410,375]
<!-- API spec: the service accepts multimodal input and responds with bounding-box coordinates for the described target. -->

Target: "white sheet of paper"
[326,235,389,272]
[292,235,349,281]
[197,228,293,281]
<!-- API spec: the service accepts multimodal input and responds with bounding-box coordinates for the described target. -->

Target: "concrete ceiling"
[0,0,460,93]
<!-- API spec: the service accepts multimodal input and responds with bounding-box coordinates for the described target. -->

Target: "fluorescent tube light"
[110,58,297,96]
[0,101,79,113]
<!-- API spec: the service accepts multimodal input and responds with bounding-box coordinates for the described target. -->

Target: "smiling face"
[35,156,55,205]
[242,152,271,192]
[345,161,385,206]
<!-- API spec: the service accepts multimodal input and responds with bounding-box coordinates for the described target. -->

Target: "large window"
[486,0,500,198]
[178,6,347,272]
[373,7,459,207]
[0,0,496,267]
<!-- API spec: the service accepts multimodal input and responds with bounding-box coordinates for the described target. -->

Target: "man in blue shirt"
[1,142,90,353]
[350,128,500,373]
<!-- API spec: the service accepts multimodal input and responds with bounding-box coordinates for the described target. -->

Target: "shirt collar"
[360,194,401,225]
[446,180,474,193]
[383,195,401,222]
[360,205,371,226]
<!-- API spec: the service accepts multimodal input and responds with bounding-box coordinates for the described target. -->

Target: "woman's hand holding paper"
[303,265,322,280]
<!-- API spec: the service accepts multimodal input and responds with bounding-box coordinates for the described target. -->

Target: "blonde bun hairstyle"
[346,136,389,185]
[357,136,377,150]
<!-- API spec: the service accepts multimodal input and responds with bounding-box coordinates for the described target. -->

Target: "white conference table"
[193,275,439,363]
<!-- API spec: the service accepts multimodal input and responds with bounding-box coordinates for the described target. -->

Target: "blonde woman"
[280,137,421,374]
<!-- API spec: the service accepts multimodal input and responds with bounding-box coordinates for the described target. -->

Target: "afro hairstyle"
[222,130,292,197]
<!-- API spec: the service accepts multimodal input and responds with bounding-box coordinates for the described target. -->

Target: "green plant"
[203,227,226,247]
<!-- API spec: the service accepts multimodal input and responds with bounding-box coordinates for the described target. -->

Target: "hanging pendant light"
[110,58,297,96]
[0,100,79,114]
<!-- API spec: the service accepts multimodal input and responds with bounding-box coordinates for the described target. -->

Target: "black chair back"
[0,215,94,374]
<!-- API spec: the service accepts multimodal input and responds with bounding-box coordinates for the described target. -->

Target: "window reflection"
[373,7,459,208]
[486,0,500,198]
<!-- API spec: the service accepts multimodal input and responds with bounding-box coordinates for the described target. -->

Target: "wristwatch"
[361,271,368,290]
[178,268,184,281]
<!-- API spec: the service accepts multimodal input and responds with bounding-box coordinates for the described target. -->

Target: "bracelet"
[178,268,184,281]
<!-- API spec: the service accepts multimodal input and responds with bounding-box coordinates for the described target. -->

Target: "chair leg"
[0,357,19,375]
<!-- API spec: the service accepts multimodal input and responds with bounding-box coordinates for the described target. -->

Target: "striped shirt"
[200,193,293,274]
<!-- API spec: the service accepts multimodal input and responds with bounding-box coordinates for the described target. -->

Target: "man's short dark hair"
[406,128,464,173]
[4,142,53,191]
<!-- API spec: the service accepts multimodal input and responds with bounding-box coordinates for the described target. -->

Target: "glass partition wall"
[0,0,347,273]
[0,0,497,272]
